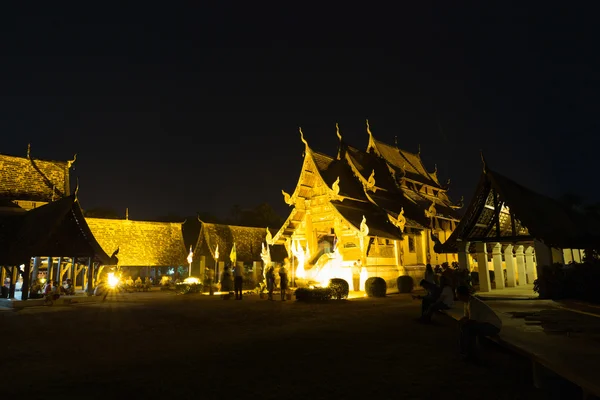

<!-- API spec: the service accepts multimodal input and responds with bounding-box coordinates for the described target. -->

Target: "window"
[408,236,416,253]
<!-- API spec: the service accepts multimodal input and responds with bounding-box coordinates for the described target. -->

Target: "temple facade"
[271,122,461,288]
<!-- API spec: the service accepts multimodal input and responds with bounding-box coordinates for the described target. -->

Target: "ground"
[2,292,546,399]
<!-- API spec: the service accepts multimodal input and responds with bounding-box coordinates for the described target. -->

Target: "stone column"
[525,246,536,285]
[56,257,63,283]
[492,243,504,290]
[457,241,471,271]
[475,243,491,292]
[22,259,31,301]
[504,245,516,287]
[515,245,526,286]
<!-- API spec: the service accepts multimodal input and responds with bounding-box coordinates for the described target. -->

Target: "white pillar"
[525,246,536,285]
[475,242,491,292]
[504,245,516,287]
[515,245,526,286]
[492,243,504,290]
[572,249,582,263]
[457,241,471,271]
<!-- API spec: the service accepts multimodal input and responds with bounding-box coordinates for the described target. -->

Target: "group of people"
[264,263,288,301]
[414,264,503,361]
[28,278,75,300]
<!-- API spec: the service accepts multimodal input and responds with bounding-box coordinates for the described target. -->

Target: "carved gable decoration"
[395,207,406,232]
[359,215,369,237]
[424,202,437,219]
[282,190,293,205]
[366,170,376,192]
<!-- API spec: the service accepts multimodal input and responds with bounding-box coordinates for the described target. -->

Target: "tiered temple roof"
[275,123,461,242]
[0,150,74,203]
[86,218,187,267]
[0,195,117,265]
[193,222,287,265]
[434,163,600,253]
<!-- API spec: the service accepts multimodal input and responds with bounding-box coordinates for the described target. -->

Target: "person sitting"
[135,276,143,291]
[61,279,75,295]
[418,276,454,323]
[456,285,502,361]
[412,279,441,317]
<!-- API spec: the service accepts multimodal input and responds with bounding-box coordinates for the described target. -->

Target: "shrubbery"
[397,275,414,293]
[365,277,386,297]
[329,278,349,300]
[534,261,600,303]
[295,287,332,302]
[176,283,203,294]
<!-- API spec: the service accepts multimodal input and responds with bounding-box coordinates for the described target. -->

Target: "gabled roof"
[435,166,599,253]
[194,222,287,265]
[86,218,187,267]
[331,199,403,240]
[0,195,117,265]
[0,153,71,202]
[368,136,442,188]
[311,150,369,201]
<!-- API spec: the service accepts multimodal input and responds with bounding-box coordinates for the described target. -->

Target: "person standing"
[279,263,289,301]
[265,266,275,301]
[234,264,244,300]
[352,260,361,292]
[207,268,215,296]
[456,285,502,360]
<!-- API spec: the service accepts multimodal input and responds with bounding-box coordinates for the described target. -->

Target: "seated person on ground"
[456,285,502,360]
[413,279,441,317]
[419,276,454,322]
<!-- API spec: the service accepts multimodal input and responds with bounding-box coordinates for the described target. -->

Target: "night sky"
[1,4,598,220]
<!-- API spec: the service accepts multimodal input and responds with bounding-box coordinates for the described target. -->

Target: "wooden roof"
[0,195,116,265]
[194,222,287,265]
[0,153,70,202]
[435,166,600,253]
[86,218,187,267]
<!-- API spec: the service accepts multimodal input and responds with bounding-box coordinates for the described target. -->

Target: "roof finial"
[27,143,31,158]
[299,127,308,148]
[433,164,437,174]
[336,122,342,141]
[67,153,77,169]
[74,178,79,197]
[418,144,421,156]
[126,208,129,220]
[480,149,487,173]
[366,119,372,137]
[394,135,398,147]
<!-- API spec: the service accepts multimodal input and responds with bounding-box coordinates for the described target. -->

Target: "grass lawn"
[1,292,545,399]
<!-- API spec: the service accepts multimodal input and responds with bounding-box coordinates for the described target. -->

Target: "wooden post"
[22,259,31,301]
[56,257,62,283]
[47,257,54,281]
[86,257,93,295]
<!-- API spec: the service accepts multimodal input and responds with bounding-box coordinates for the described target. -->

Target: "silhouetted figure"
[266,266,275,301]
[234,265,244,300]
[456,285,502,361]
[279,265,288,301]
[419,276,454,323]
[412,279,441,317]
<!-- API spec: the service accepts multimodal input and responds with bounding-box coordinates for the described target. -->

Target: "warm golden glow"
[182,276,200,284]
[107,272,119,288]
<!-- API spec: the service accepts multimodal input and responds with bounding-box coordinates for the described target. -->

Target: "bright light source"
[183,276,200,284]
[107,272,119,288]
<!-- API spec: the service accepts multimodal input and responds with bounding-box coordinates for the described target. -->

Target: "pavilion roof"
[194,222,287,265]
[86,218,187,267]
[435,166,600,253]
[0,195,117,265]
[0,153,71,202]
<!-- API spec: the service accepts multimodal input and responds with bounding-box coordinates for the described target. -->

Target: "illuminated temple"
[270,122,462,287]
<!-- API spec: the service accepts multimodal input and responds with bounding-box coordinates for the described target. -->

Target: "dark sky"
[1,4,598,220]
